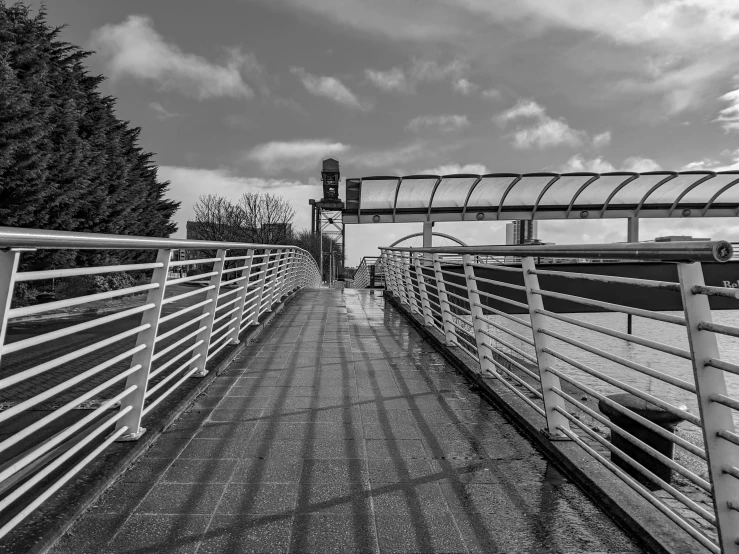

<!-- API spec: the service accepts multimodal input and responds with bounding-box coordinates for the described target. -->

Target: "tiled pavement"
[49,288,644,553]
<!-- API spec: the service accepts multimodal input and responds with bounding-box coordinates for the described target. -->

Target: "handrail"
[380,244,739,553]
[382,240,733,262]
[0,226,304,252]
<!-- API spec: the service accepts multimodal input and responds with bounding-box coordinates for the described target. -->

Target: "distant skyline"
[38,0,739,264]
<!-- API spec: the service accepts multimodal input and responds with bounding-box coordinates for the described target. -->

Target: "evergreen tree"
[0,2,179,270]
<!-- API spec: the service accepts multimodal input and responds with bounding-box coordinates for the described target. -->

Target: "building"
[505,220,538,245]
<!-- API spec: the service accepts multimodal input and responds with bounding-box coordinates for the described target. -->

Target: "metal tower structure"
[309,158,345,284]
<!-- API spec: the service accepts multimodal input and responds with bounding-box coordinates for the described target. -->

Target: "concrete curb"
[385,291,708,554]
[28,289,302,554]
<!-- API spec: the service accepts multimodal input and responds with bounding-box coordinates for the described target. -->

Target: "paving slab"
[49,288,645,553]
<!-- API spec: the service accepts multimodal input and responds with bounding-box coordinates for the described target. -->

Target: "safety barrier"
[347,256,384,289]
[381,241,739,554]
[0,226,321,539]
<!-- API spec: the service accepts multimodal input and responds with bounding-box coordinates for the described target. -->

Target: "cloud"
[406,114,469,132]
[681,149,739,171]
[149,102,180,120]
[453,78,478,95]
[592,131,611,148]
[365,67,412,93]
[496,99,610,149]
[159,165,320,238]
[90,15,255,100]
[416,163,489,175]
[290,67,369,110]
[410,58,466,82]
[246,140,350,172]
[715,83,739,132]
[481,88,502,100]
[346,142,429,170]
[558,154,660,173]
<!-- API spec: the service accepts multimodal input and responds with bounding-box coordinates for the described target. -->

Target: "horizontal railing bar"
[165,272,218,286]
[8,283,158,319]
[15,263,164,282]
[704,357,739,377]
[554,405,716,523]
[169,257,220,268]
[556,425,719,554]
[207,333,234,361]
[382,241,733,262]
[2,304,154,355]
[474,301,532,329]
[161,285,214,306]
[0,324,149,391]
[484,354,543,399]
[698,320,739,339]
[485,360,545,417]
[146,354,200,398]
[466,262,524,273]
[143,365,201,416]
[717,429,739,447]
[224,255,253,261]
[725,465,739,481]
[552,387,711,492]
[475,288,530,310]
[155,313,209,344]
[470,274,526,291]
[532,289,687,326]
[0,387,136,483]
[476,312,536,346]
[148,340,203,382]
[709,393,739,411]
[159,298,212,323]
[0,413,131,541]
[692,284,739,299]
[541,327,697,393]
[443,289,471,305]
[535,308,692,360]
[151,326,206,362]
[214,295,240,312]
[0,226,307,251]
[212,309,239,330]
[479,329,539,370]
[221,265,250,275]
[0,347,143,425]
[546,363,706,457]
[528,268,682,291]
[210,319,237,345]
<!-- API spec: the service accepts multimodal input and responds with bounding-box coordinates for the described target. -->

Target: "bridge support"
[422,222,433,248]
[627,217,639,243]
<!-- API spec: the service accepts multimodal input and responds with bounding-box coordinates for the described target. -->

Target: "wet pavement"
[49,288,645,553]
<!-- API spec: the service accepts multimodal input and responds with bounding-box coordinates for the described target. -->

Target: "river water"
[478,310,739,427]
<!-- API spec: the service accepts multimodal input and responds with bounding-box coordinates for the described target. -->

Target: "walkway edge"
[385,291,709,554]
[32,289,302,554]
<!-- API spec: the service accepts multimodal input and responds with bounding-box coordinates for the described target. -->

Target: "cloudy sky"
[40,0,739,264]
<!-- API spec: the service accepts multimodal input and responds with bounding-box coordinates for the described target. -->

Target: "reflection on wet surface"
[50,289,645,553]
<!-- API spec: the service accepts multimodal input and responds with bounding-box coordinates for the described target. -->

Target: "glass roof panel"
[680,173,739,204]
[395,178,438,210]
[502,176,554,207]
[359,178,400,211]
[574,174,634,206]
[641,173,712,205]
[431,176,479,208]
[537,174,595,207]
[466,175,518,208]
[609,174,674,205]
[709,177,739,204]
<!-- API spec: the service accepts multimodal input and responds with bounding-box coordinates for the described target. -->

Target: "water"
[477,310,739,427]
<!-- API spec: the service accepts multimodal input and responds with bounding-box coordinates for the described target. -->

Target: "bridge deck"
[50,289,643,553]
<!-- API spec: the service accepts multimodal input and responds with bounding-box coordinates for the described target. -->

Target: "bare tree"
[237,192,296,244]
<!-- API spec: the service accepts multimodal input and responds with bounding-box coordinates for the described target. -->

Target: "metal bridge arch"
[389,232,467,248]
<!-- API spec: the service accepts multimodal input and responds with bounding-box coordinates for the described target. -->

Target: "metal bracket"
[115,427,147,442]
[540,428,572,441]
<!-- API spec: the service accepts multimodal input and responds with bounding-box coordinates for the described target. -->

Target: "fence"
[381,241,739,554]
[0,226,321,539]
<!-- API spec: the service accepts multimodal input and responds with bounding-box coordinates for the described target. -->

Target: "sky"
[37,0,739,265]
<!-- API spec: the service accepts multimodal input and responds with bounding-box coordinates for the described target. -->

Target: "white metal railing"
[0,226,321,539]
[348,256,383,289]
[381,240,739,554]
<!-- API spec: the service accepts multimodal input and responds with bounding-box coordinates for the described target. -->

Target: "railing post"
[266,249,283,312]
[381,251,393,295]
[189,248,227,378]
[228,248,255,345]
[250,248,271,324]
[403,252,420,314]
[116,248,172,440]
[462,254,496,376]
[678,261,739,554]
[283,249,295,295]
[520,256,570,438]
[432,253,456,346]
[0,250,20,370]
[414,252,434,326]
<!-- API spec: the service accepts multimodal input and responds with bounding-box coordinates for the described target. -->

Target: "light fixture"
[682,209,691,217]
[580,210,589,218]
[476,213,485,220]
[372,215,380,223]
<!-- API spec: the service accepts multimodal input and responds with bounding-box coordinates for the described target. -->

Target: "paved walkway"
[50,289,643,553]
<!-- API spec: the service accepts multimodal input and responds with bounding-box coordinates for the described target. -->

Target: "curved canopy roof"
[342,171,739,224]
